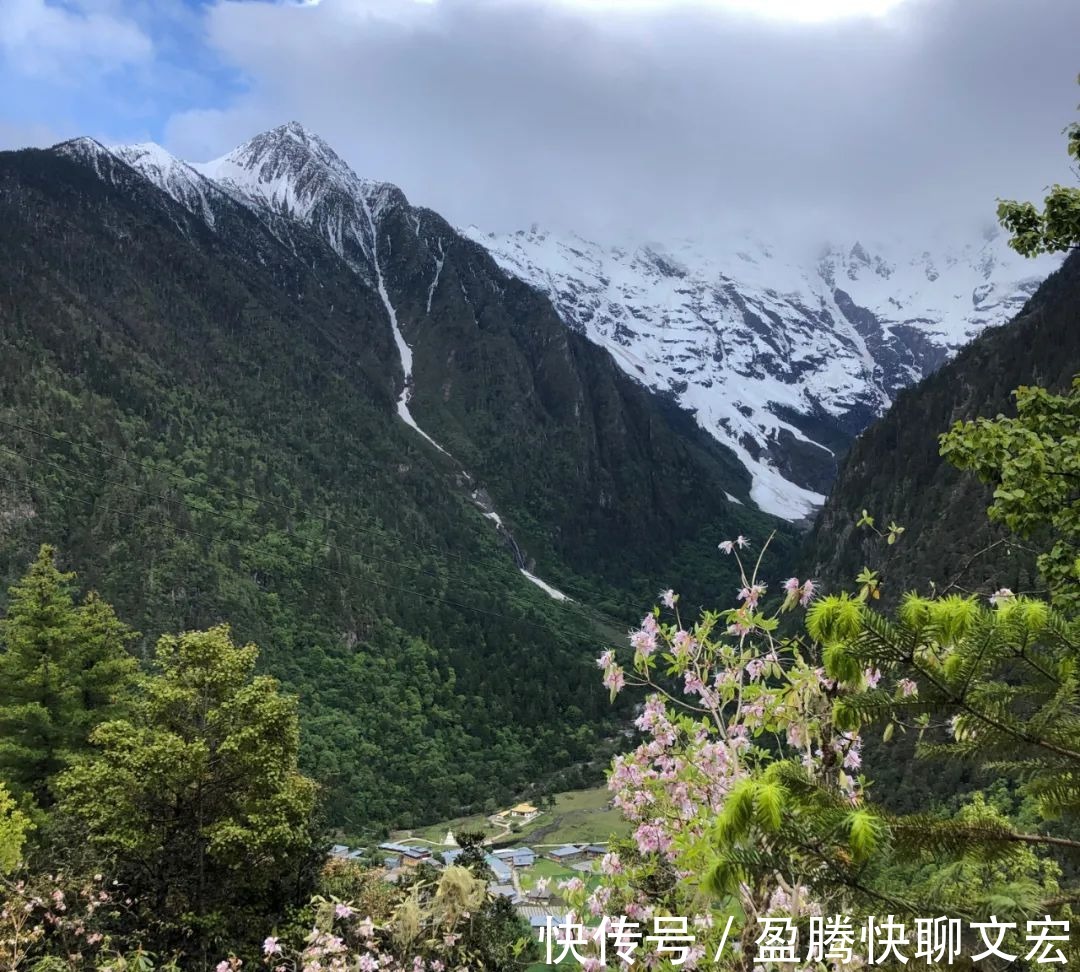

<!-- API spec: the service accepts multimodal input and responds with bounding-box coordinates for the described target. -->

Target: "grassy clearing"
[393,786,630,849]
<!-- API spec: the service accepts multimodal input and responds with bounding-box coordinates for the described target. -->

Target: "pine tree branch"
[1040,890,1080,909]
[1005,831,1080,853]
[905,654,1080,763]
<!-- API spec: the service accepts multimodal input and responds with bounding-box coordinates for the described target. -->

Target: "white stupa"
[444,830,458,847]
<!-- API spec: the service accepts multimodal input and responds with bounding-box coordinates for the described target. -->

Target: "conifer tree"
[0,545,136,806]
[56,624,318,968]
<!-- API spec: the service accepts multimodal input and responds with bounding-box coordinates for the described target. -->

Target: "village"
[329,791,623,938]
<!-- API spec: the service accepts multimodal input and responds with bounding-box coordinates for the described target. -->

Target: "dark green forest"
[0,145,787,832]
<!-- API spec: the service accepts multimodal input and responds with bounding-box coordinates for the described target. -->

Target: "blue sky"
[2,0,1079,242]
[1,0,244,147]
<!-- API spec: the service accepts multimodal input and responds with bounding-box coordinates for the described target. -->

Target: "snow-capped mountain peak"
[78,123,1059,524]
[468,226,1058,520]
[192,121,393,226]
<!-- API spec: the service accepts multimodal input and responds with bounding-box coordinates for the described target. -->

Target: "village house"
[378,841,432,868]
[401,847,432,867]
[546,844,584,863]
[492,846,536,867]
[484,854,514,883]
[526,885,552,904]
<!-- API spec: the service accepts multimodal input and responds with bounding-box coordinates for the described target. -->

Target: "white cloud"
[0,0,153,79]
[0,118,63,150]
[552,0,909,22]
[161,0,1080,244]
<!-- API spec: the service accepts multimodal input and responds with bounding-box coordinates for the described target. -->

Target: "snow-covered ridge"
[466,226,1059,520]
[85,123,571,601]
[69,123,1057,524]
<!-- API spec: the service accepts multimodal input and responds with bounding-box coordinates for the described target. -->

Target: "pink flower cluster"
[567,537,873,968]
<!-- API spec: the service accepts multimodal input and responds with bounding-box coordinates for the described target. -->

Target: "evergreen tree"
[0,782,31,874]
[0,545,136,806]
[56,624,318,968]
[450,827,490,874]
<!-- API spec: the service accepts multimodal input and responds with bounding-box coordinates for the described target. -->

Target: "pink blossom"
[898,678,918,697]
[587,886,612,916]
[737,584,766,609]
[633,822,673,856]
[736,535,750,548]
[672,629,696,658]
[718,540,735,555]
[784,577,801,595]
[600,852,623,875]
[358,955,380,972]
[800,579,816,606]
[864,668,882,689]
[746,657,766,681]
[263,937,282,956]
[596,649,615,669]
[334,903,354,920]
[660,589,677,609]
[603,666,626,694]
[683,671,706,696]
[990,587,1015,606]
[769,887,792,913]
[630,628,657,656]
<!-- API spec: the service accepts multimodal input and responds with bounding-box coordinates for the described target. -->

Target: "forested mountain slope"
[0,130,787,829]
[803,249,1080,602]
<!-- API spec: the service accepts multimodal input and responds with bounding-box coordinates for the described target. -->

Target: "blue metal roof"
[548,845,582,858]
[484,854,513,882]
[378,842,411,853]
[529,914,567,928]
